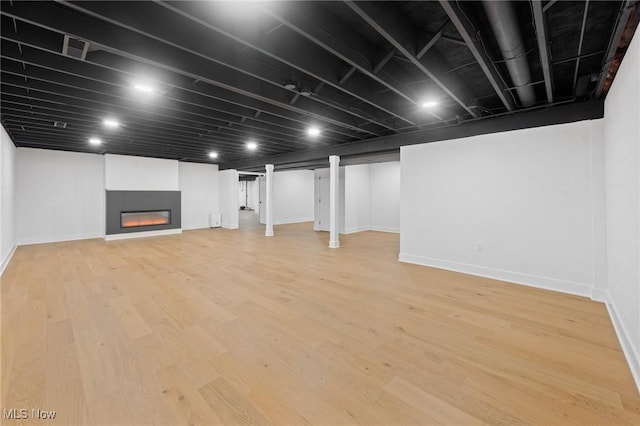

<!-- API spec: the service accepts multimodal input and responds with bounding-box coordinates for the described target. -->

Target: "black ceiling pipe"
[482,1,536,107]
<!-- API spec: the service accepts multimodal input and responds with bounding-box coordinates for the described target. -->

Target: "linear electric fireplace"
[121,210,170,228]
[105,190,181,238]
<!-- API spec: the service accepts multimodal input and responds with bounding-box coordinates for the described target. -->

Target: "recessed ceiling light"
[209,151,218,159]
[103,118,120,128]
[246,141,258,151]
[421,100,438,108]
[133,83,155,94]
[89,137,102,145]
[307,126,321,137]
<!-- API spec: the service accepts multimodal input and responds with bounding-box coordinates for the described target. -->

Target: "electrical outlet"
[477,243,484,253]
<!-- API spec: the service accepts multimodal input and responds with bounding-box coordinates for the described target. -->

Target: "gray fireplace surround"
[105,190,181,235]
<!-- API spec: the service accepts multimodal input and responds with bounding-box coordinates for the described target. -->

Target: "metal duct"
[482,1,536,107]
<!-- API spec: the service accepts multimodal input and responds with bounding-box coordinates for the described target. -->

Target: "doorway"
[238,172,262,229]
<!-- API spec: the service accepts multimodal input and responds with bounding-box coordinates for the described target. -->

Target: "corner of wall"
[590,288,609,303]
[606,297,640,393]
[601,24,640,394]
[0,124,17,277]
[0,245,16,277]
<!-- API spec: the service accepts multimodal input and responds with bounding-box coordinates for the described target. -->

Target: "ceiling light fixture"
[133,83,155,94]
[307,126,321,137]
[209,151,218,159]
[246,141,258,151]
[421,100,438,108]
[88,137,102,145]
[283,81,297,90]
[299,87,312,97]
[103,118,120,128]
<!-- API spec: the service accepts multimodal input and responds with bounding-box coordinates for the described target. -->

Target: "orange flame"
[122,214,169,228]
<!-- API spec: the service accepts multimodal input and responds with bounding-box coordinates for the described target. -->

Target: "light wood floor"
[2,221,639,425]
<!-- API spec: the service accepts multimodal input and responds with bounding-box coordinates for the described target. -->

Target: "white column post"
[329,155,340,248]
[265,164,274,237]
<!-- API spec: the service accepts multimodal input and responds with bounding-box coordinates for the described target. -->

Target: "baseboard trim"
[104,228,181,241]
[398,253,593,298]
[18,233,104,245]
[274,218,314,225]
[343,226,400,235]
[344,226,370,235]
[182,224,213,231]
[369,226,400,234]
[606,298,640,393]
[0,244,16,277]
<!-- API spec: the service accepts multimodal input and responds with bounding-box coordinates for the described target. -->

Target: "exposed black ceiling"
[1,1,638,171]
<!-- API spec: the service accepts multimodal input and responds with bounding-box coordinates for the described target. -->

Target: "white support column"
[265,164,274,237]
[329,155,340,248]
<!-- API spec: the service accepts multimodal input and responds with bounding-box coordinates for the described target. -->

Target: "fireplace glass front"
[121,210,170,228]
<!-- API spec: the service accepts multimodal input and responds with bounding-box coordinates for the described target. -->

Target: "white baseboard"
[182,223,212,231]
[606,298,640,393]
[104,228,181,241]
[0,244,16,277]
[369,226,400,234]
[274,217,314,225]
[18,233,104,245]
[398,253,593,298]
[344,226,370,235]
[343,226,400,235]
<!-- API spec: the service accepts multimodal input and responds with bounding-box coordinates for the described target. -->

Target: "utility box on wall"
[209,212,221,228]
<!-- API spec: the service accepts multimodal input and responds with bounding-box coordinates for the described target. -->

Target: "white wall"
[370,162,400,233]
[179,162,219,230]
[219,169,239,229]
[603,29,640,390]
[0,125,16,275]
[400,120,604,298]
[17,148,105,244]
[273,170,315,225]
[315,163,400,234]
[344,164,370,234]
[259,176,266,224]
[105,154,179,190]
[314,168,329,231]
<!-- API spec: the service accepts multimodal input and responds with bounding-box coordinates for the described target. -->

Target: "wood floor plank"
[156,364,224,426]
[1,218,638,425]
[209,353,312,425]
[199,377,271,426]
[384,376,488,426]
[110,296,153,340]
[45,379,89,426]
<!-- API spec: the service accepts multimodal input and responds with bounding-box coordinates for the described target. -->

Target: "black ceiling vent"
[62,35,89,60]
[53,121,68,129]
